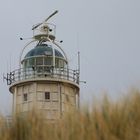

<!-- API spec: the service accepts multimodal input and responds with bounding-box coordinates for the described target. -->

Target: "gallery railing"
[6,66,79,85]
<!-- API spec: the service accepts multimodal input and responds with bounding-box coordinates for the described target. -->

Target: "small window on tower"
[23,93,28,101]
[45,92,50,100]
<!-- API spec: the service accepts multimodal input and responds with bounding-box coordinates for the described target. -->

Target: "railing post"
[73,70,76,82]
[18,69,20,81]
[51,66,54,78]
[67,69,69,80]
[76,70,79,84]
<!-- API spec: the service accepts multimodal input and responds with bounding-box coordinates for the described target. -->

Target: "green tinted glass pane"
[36,57,43,65]
[29,58,35,66]
[59,60,64,68]
[44,57,52,65]
[25,60,30,68]
[55,58,59,68]
[24,60,27,68]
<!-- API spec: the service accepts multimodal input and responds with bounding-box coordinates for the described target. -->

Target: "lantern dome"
[25,44,64,58]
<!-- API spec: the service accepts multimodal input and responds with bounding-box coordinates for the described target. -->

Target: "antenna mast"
[78,51,80,74]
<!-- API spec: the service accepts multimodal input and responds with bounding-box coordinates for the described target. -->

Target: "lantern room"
[21,43,68,70]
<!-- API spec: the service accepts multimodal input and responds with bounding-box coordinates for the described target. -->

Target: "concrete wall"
[13,81,79,119]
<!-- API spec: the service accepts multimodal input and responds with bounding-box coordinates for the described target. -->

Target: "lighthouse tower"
[5,11,80,120]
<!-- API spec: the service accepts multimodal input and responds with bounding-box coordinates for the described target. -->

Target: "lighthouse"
[5,11,80,120]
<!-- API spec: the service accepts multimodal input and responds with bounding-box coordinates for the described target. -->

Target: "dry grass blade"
[0,89,140,140]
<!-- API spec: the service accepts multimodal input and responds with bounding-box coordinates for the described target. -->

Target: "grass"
[1,89,140,140]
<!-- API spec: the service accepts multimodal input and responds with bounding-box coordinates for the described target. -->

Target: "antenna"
[32,10,58,30]
[78,51,80,75]
[45,10,58,22]
[20,37,32,40]
[77,52,86,84]
[10,54,12,72]
[3,72,15,85]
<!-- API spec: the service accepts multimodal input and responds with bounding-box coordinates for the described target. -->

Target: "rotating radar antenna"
[32,10,58,41]
[32,10,58,30]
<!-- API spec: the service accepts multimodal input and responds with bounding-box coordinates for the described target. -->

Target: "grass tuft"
[1,90,140,140]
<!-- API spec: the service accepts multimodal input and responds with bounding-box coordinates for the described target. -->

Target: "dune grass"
[1,89,140,140]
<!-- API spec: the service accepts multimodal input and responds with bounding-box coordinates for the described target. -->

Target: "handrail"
[8,67,79,85]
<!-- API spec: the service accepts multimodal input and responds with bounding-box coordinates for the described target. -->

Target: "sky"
[0,0,140,115]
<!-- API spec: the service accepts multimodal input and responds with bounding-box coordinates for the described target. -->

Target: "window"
[45,92,50,100]
[29,58,35,66]
[44,57,52,65]
[36,57,43,65]
[59,60,64,68]
[24,60,28,68]
[55,58,59,68]
[23,93,28,101]
[66,94,69,102]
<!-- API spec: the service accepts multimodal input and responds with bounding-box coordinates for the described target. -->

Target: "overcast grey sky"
[0,0,140,114]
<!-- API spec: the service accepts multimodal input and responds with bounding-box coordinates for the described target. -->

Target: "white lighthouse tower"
[5,11,80,120]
